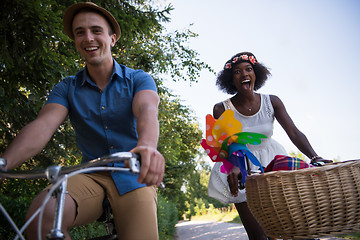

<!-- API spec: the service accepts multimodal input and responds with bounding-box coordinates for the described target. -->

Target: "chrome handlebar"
[0,152,141,181]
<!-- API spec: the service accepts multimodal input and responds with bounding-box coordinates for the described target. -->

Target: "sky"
[161,0,360,162]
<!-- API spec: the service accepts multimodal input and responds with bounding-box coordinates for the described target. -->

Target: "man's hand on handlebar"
[130,146,165,187]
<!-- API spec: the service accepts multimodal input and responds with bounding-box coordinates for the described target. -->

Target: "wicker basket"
[245,160,360,239]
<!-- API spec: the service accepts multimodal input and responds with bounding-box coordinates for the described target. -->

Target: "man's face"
[72,11,116,66]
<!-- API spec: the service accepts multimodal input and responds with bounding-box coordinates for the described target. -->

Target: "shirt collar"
[79,59,123,86]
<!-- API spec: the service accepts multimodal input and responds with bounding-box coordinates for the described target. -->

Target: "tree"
[157,91,203,216]
[184,156,228,219]
[0,0,213,238]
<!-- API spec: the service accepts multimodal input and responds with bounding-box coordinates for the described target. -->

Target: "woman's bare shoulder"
[213,102,225,119]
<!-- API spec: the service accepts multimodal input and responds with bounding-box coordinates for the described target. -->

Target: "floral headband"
[224,54,257,70]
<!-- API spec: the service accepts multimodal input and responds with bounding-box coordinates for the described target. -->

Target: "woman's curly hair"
[216,52,271,94]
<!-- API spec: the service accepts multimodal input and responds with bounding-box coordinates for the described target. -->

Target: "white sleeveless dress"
[207,94,287,203]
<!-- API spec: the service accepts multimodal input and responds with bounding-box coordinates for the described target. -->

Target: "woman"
[208,52,329,240]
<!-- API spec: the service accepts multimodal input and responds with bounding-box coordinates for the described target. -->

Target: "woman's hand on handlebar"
[227,166,241,197]
[130,146,165,187]
[311,157,333,166]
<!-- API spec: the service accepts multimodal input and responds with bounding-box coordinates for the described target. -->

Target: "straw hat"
[63,2,121,41]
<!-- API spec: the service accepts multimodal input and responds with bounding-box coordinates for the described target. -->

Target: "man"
[0,2,164,239]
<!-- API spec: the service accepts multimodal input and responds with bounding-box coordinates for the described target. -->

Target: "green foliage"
[342,232,360,239]
[0,194,33,239]
[157,91,203,218]
[183,157,228,220]
[70,222,108,239]
[0,0,81,169]
[157,194,178,240]
[189,203,240,223]
[0,178,48,239]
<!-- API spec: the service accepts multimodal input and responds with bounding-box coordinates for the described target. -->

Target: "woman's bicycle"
[0,152,141,240]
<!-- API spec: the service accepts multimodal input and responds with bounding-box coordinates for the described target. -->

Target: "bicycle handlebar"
[0,152,141,180]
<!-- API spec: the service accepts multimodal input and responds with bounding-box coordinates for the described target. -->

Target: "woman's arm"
[270,95,328,162]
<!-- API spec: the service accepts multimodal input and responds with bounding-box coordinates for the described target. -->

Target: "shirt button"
[101,106,105,110]
[105,126,108,130]
[110,145,114,149]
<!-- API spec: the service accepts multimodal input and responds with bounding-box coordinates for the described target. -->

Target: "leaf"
[235,132,267,145]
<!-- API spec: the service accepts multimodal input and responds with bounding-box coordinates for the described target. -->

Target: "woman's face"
[232,62,256,93]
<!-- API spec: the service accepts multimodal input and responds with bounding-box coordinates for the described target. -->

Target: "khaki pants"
[65,172,158,240]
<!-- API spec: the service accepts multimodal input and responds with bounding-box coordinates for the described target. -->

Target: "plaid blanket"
[264,155,312,172]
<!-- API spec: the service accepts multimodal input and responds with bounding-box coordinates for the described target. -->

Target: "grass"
[190,205,241,223]
[342,232,360,239]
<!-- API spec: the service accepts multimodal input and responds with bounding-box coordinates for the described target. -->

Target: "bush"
[157,194,178,240]
[70,222,108,239]
[0,178,45,240]
[0,194,32,239]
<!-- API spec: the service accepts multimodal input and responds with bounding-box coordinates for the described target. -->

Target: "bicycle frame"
[0,152,140,240]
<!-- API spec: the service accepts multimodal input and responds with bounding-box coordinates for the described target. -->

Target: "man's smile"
[85,46,99,52]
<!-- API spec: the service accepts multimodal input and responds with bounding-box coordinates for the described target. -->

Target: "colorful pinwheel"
[201,109,267,184]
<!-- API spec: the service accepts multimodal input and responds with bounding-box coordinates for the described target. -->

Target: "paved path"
[174,220,248,240]
[174,220,348,240]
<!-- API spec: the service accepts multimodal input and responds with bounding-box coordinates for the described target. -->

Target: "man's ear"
[110,33,117,47]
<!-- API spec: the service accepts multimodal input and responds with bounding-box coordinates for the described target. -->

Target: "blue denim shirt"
[46,60,157,195]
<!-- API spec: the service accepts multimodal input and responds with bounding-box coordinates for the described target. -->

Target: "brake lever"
[128,153,141,174]
[0,158,7,170]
